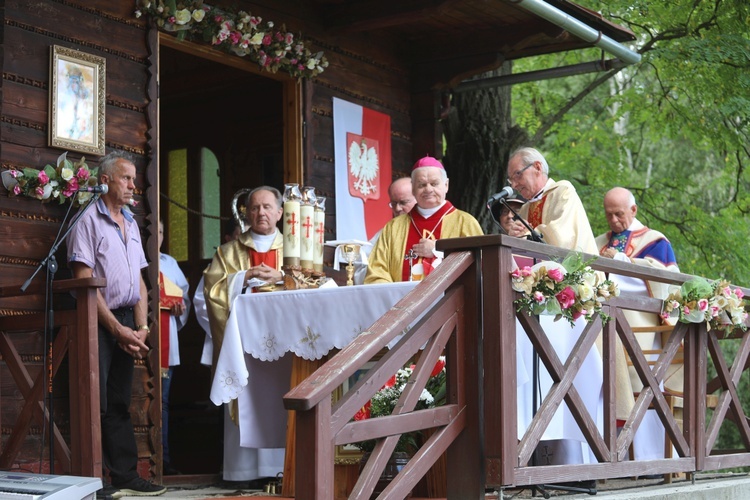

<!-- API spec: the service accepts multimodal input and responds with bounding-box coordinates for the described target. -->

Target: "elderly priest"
[365,155,483,283]
[203,185,290,485]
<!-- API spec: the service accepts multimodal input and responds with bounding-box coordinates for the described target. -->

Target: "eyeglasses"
[388,199,415,209]
[507,163,534,184]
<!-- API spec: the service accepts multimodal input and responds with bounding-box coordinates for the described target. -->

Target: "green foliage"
[510,0,750,285]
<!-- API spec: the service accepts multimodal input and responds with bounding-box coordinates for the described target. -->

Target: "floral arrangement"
[353,357,446,453]
[661,277,748,333]
[1,152,99,206]
[134,1,328,79]
[510,253,619,327]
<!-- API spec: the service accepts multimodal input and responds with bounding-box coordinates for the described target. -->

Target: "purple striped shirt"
[67,198,148,309]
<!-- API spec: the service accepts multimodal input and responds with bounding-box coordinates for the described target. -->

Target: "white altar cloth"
[209,281,419,447]
[516,316,604,453]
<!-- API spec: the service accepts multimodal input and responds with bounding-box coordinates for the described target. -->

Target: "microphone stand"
[487,200,596,497]
[20,193,102,474]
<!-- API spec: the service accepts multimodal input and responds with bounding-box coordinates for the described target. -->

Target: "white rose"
[249,33,264,46]
[60,167,74,181]
[192,9,205,22]
[577,283,594,301]
[174,8,191,25]
[307,58,317,69]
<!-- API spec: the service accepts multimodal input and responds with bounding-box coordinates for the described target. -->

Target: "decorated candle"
[313,196,326,273]
[300,186,316,271]
[282,183,302,267]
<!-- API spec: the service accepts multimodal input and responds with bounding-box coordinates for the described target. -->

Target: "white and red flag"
[333,97,392,242]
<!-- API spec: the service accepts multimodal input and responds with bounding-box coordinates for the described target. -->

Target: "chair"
[625,324,717,483]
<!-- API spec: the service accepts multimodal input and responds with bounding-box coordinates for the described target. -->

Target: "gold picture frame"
[49,45,106,156]
[334,361,376,465]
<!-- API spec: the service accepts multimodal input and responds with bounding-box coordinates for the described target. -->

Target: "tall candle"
[282,183,301,268]
[313,196,326,273]
[300,187,316,271]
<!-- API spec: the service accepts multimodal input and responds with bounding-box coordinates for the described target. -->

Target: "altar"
[209,281,419,493]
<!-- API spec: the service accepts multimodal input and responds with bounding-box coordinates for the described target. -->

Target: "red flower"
[555,286,576,310]
[354,401,371,421]
[430,359,446,378]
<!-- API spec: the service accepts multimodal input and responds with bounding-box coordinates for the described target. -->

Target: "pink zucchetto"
[411,155,445,171]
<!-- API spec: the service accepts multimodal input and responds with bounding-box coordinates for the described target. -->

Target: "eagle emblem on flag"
[347,133,380,201]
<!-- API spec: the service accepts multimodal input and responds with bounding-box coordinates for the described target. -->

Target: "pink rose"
[37,171,49,185]
[62,177,79,197]
[547,267,564,282]
[262,34,272,46]
[735,288,745,299]
[572,309,583,320]
[555,286,576,310]
[520,267,533,277]
[10,169,20,178]
[13,185,21,195]
[76,167,90,181]
[533,291,545,303]
[34,186,45,198]
[697,298,709,312]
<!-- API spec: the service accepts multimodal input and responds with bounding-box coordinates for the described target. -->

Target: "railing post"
[444,247,484,499]
[67,280,103,477]
[479,239,517,486]
[294,399,332,500]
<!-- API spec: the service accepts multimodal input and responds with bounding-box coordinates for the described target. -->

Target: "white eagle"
[348,139,379,196]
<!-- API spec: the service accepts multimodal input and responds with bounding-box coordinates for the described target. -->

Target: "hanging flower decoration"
[1,152,99,207]
[352,357,446,453]
[134,1,328,79]
[661,277,748,333]
[510,253,619,327]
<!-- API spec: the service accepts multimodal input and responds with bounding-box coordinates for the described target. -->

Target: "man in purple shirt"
[67,151,166,497]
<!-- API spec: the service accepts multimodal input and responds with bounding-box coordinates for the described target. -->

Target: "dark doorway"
[158,43,285,475]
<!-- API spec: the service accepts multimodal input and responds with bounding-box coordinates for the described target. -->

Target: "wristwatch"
[137,324,150,333]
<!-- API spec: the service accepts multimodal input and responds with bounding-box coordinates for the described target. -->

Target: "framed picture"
[334,361,377,465]
[49,45,106,156]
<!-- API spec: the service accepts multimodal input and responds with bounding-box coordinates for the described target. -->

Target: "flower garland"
[134,1,328,79]
[510,253,619,327]
[352,357,446,453]
[661,277,748,333]
[1,152,99,207]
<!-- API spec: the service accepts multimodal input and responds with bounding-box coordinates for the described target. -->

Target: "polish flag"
[333,97,392,242]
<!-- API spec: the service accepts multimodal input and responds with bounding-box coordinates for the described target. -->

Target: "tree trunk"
[442,62,528,233]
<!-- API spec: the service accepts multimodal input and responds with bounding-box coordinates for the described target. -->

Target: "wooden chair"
[626,324,683,482]
[625,324,718,483]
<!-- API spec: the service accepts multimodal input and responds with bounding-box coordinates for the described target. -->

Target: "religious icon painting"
[48,45,106,156]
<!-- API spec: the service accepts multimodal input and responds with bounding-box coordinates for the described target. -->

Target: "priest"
[506,147,633,467]
[596,187,681,461]
[203,185,290,485]
[364,155,483,283]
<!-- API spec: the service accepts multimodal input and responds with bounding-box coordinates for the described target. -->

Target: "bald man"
[596,187,680,461]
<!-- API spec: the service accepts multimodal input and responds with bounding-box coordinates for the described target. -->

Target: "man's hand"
[411,238,436,258]
[506,220,531,239]
[114,324,149,359]
[244,263,283,283]
[170,302,186,317]
[601,247,619,258]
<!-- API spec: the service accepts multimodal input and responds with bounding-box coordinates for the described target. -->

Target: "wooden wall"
[0,0,425,482]
[0,0,160,478]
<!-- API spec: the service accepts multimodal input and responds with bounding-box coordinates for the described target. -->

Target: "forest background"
[442,0,749,454]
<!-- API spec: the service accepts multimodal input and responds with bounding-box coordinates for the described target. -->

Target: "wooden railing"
[0,277,105,477]
[284,235,750,498]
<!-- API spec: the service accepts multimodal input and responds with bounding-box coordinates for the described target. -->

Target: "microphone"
[486,186,514,207]
[79,184,108,194]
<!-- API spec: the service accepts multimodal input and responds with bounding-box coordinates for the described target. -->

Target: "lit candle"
[282,183,301,268]
[313,196,326,273]
[300,187,316,272]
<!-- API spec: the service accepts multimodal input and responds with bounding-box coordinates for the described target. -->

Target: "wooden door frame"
[158,34,304,186]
